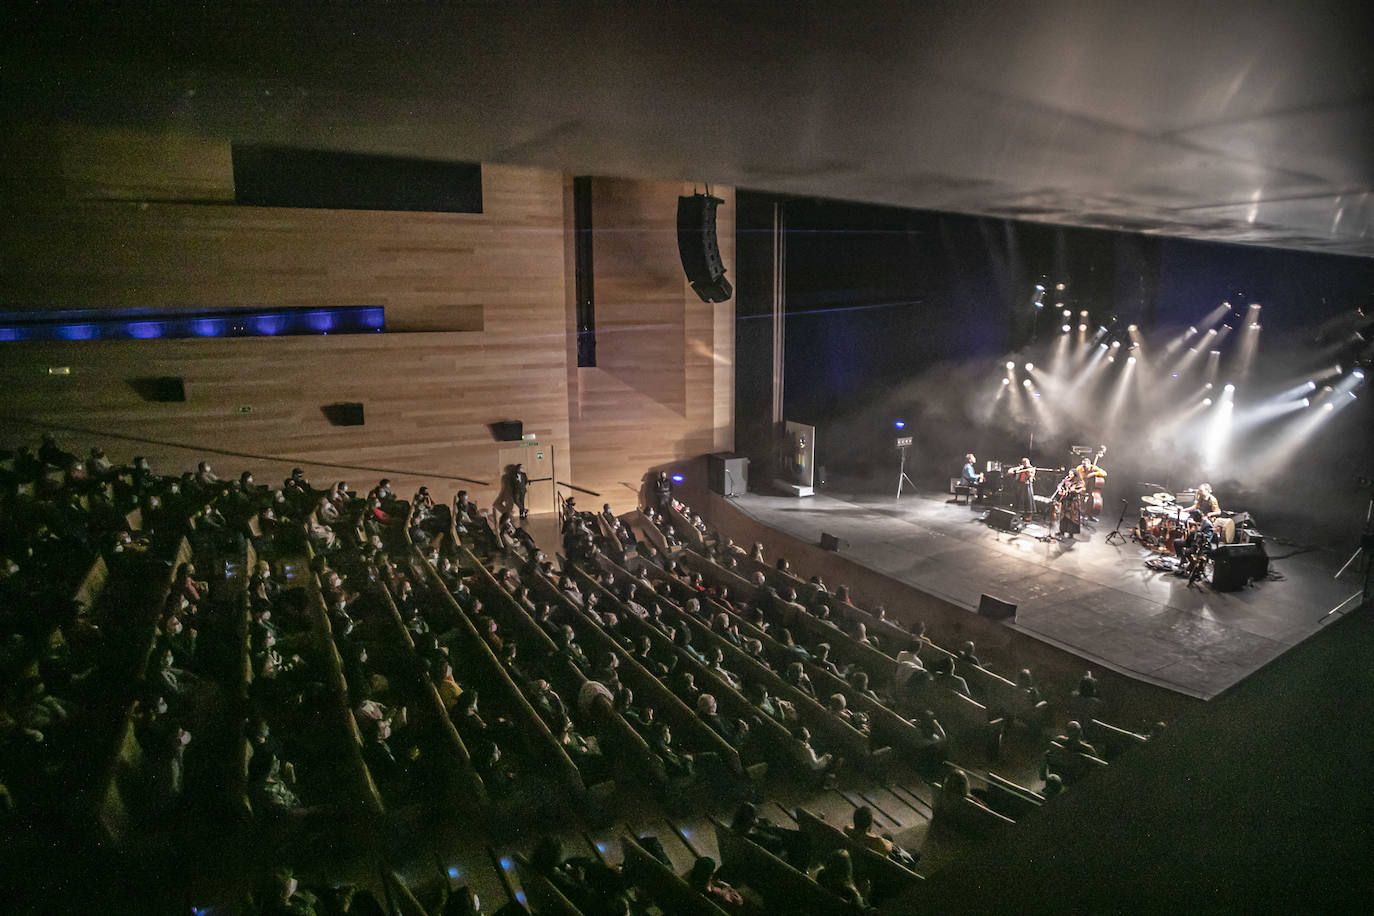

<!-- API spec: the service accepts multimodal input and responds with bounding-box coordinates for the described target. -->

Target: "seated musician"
[961,453,985,500]
[1184,482,1222,520]
[1172,509,1215,566]
[1075,456,1107,520]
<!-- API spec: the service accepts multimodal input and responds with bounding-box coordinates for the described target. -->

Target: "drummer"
[1183,483,1222,520]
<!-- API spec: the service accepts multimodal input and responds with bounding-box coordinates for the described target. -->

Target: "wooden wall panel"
[565,180,735,509]
[0,126,734,516]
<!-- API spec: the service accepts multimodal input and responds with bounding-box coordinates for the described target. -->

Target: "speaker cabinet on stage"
[978,593,1017,620]
[1210,542,1269,591]
[986,507,1021,532]
[820,532,842,552]
[708,453,749,497]
[677,194,733,303]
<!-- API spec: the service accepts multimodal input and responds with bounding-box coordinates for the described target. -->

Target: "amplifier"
[1210,542,1269,591]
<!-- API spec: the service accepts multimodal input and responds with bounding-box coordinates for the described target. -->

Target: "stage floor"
[728,485,1361,699]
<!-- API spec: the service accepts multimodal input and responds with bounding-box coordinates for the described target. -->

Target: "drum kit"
[1133,487,1239,554]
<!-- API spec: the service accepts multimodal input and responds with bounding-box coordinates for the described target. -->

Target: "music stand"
[1104,497,1131,545]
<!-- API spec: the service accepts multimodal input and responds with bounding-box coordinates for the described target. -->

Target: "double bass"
[1081,445,1107,518]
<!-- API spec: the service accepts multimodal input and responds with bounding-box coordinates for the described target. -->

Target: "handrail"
[556,480,601,498]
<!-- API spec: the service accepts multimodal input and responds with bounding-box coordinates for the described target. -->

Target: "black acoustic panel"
[707,453,749,497]
[490,420,524,442]
[233,145,482,213]
[978,593,1017,620]
[986,507,1021,532]
[677,194,733,303]
[322,402,365,426]
[130,376,186,402]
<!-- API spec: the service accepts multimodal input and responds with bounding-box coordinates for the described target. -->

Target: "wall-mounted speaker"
[322,402,365,426]
[130,376,187,403]
[986,507,1021,532]
[677,194,733,303]
[977,593,1017,620]
[490,420,524,442]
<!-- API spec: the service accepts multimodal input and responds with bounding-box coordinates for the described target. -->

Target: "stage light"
[1356,369,1367,380]
[1203,398,1213,406]
[1001,378,1010,385]
[1127,356,1136,365]
[1128,324,1137,332]
[1323,402,1334,411]
[1024,362,1034,372]
[1033,392,1042,398]
[1187,327,1198,335]
[1035,284,1045,292]
[1111,340,1121,349]
[671,474,684,483]
[1205,383,1214,389]
[1022,378,1032,387]
[1080,310,1089,317]
[1078,324,1087,332]
[1062,309,1071,318]
[1062,324,1071,333]
[1303,398,1311,407]
[1171,373,1179,379]
[894,420,905,429]
[1056,283,1066,291]
[1006,361,1015,370]
[1223,383,1234,392]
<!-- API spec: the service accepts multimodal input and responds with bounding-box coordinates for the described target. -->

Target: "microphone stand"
[1104,497,1131,545]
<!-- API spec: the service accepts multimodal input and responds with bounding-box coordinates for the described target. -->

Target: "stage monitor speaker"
[708,453,749,497]
[322,402,365,426]
[1209,542,1269,591]
[986,507,1021,532]
[130,376,187,403]
[490,420,524,442]
[978,593,1017,620]
[820,532,843,552]
[677,194,733,303]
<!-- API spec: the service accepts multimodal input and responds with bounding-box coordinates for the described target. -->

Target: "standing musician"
[1052,472,1085,540]
[1074,455,1108,521]
[961,453,985,501]
[1011,457,1036,518]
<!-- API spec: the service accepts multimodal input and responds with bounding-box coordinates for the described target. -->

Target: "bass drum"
[1214,517,1236,544]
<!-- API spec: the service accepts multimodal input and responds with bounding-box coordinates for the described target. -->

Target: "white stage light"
[1203,398,1213,406]
[1006,361,1015,370]
[1356,368,1367,381]
[1062,324,1071,333]
[1025,362,1034,372]
[1001,378,1010,385]
[1062,309,1071,318]
[1223,383,1235,392]
[1022,379,1032,388]
[1127,356,1136,365]
[1078,324,1087,332]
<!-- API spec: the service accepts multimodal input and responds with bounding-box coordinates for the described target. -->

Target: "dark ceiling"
[4,1,1371,257]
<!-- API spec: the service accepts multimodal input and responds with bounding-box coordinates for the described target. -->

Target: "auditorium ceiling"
[4,1,1370,257]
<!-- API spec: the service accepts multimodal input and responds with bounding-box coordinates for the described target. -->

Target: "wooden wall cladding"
[0,126,733,514]
[564,179,734,508]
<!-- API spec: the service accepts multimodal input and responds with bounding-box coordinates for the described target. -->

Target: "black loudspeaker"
[322,402,365,426]
[490,420,524,442]
[978,593,1017,620]
[677,194,733,303]
[708,453,749,497]
[986,507,1021,532]
[819,532,842,552]
[1210,542,1269,591]
[130,376,187,402]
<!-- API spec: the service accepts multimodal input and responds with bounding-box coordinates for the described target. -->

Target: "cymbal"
[1141,493,1174,506]
[1152,491,1175,503]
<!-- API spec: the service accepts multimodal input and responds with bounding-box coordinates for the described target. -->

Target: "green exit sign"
[236,405,252,413]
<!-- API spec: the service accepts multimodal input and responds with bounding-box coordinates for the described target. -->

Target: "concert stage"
[725,485,1358,700]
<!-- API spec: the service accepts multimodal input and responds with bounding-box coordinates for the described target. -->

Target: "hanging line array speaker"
[677,193,733,303]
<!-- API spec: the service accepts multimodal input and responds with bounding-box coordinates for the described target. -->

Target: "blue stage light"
[894,420,905,429]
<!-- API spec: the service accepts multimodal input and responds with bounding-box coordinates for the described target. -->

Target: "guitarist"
[1074,451,1108,521]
